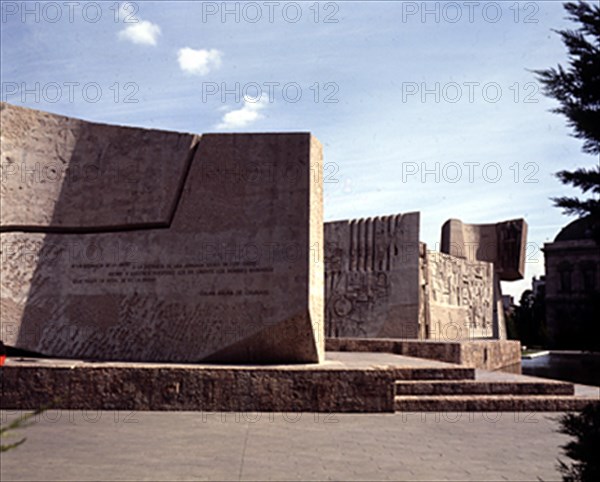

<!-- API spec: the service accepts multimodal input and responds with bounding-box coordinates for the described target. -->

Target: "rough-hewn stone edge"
[394,380,575,396]
[0,365,396,413]
[395,395,600,412]
[458,340,522,371]
[326,338,521,370]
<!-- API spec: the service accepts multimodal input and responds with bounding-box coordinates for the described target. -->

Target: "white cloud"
[118,20,161,46]
[216,96,268,130]
[177,48,222,76]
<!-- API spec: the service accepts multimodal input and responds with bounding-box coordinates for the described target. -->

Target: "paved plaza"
[0,408,581,481]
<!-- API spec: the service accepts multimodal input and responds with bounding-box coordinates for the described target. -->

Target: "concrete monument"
[440,218,528,338]
[324,214,522,340]
[0,102,324,363]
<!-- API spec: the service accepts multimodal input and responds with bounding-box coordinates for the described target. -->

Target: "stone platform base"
[0,352,472,413]
[2,351,597,412]
[326,338,521,371]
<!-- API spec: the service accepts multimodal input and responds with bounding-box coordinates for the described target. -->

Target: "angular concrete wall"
[0,103,324,363]
[325,213,421,338]
[1,102,196,230]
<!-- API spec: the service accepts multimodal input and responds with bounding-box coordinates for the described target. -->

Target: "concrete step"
[390,367,475,381]
[395,380,574,396]
[394,395,598,412]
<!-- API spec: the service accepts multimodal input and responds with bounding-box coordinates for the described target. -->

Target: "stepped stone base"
[2,351,596,413]
[394,380,574,396]
[0,352,472,413]
[326,337,521,371]
[395,395,595,412]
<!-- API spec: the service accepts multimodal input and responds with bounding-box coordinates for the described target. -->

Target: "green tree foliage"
[557,403,600,482]
[508,289,547,347]
[534,1,600,241]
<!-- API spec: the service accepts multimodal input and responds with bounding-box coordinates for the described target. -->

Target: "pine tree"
[534,1,600,242]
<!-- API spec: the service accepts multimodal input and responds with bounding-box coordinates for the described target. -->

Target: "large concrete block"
[0,103,324,363]
[324,212,504,341]
[440,218,527,281]
[324,213,421,338]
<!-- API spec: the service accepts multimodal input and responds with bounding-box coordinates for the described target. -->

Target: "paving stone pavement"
[0,410,576,481]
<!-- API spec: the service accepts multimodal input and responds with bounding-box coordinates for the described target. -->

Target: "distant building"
[543,216,600,348]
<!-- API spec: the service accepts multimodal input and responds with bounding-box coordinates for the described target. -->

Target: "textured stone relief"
[325,214,498,341]
[325,214,420,338]
[0,103,324,363]
[425,252,494,339]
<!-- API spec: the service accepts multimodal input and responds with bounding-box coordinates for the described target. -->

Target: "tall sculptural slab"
[325,213,421,338]
[441,218,527,281]
[440,217,528,339]
[0,103,324,363]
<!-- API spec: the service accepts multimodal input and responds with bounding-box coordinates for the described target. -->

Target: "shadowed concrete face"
[0,102,324,363]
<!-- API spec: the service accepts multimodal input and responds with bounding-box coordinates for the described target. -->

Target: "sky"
[1,0,598,300]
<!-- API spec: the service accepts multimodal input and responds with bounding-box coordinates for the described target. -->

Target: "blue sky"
[1,1,597,299]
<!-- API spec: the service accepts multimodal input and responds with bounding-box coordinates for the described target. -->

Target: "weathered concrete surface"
[324,213,421,338]
[0,102,197,230]
[423,251,495,340]
[440,218,528,281]
[326,338,521,371]
[0,103,324,363]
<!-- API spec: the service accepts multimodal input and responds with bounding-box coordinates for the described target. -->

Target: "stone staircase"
[394,376,597,411]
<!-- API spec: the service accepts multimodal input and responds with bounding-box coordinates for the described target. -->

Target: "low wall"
[327,338,521,371]
[1,359,399,413]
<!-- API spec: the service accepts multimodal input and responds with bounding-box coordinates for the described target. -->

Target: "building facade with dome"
[543,216,600,348]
